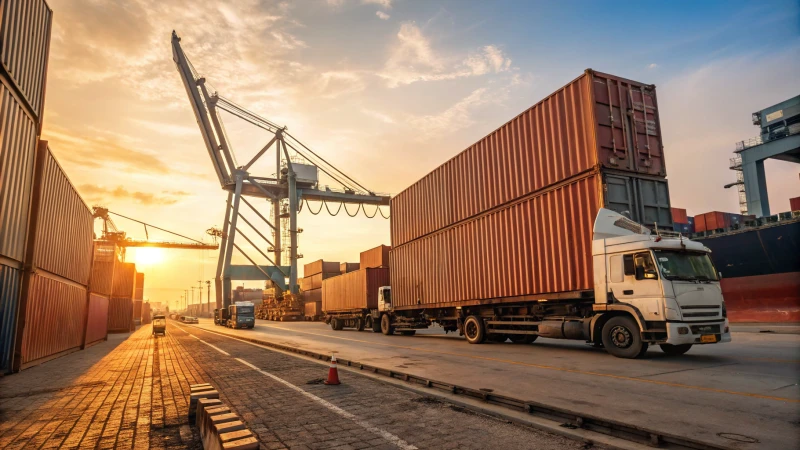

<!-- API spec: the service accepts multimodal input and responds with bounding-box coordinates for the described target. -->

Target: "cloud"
[79,184,192,206]
[647,63,658,69]
[406,88,490,137]
[376,11,390,20]
[363,0,392,8]
[361,108,396,124]
[379,22,512,87]
[315,71,366,99]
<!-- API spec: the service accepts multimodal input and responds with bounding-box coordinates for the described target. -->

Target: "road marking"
[235,358,417,450]
[185,330,230,355]
[200,323,800,404]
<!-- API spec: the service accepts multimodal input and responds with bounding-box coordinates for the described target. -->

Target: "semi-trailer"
[323,69,731,358]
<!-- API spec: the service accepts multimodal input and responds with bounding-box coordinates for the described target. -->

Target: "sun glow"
[133,247,166,266]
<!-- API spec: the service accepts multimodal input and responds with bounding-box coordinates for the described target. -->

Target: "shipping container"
[670,207,688,224]
[701,212,727,231]
[18,273,86,368]
[694,214,707,233]
[299,277,313,292]
[304,260,339,276]
[0,0,53,119]
[791,196,800,212]
[84,293,108,345]
[0,263,21,373]
[134,272,144,300]
[360,245,390,269]
[310,271,338,290]
[27,141,93,284]
[107,297,133,333]
[303,288,321,304]
[133,300,142,322]
[304,300,322,317]
[112,262,135,298]
[322,268,390,312]
[141,302,151,324]
[391,69,667,247]
[0,80,38,263]
[340,262,359,274]
[90,241,121,296]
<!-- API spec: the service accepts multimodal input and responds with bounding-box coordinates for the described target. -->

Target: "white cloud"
[406,88,490,137]
[376,11,390,20]
[315,71,366,99]
[361,108,396,124]
[647,63,658,69]
[379,22,512,87]
[363,0,392,8]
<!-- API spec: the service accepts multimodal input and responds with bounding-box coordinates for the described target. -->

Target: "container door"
[603,173,672,229]
[604,175,635,217]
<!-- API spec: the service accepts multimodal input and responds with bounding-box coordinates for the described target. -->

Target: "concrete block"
[195,398,223,429]
[219,430,253,443]
[222,436,259,450]
[189,390,219,420]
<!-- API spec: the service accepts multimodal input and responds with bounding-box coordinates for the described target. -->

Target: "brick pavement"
[0,321,586,450]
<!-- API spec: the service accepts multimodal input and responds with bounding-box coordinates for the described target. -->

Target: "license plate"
[701,335,717,343]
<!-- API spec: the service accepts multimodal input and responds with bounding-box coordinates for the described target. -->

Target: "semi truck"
[214,301,256,329]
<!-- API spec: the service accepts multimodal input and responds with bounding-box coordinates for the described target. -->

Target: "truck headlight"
[665,307,681,321]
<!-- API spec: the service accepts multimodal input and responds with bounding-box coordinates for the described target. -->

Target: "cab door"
[607,251,664,320]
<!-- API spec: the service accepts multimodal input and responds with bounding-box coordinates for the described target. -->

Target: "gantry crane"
[171,31,390,309]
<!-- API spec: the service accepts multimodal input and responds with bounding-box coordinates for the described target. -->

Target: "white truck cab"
[592,209,731,355]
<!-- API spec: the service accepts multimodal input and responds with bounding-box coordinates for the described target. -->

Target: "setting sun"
[132,247,165,266]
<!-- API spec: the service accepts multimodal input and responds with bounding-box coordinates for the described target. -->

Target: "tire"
[381,314,394,335]
[463,315,486,344]
[509,334,538,344]
[659,344,692,356]
[330,318,340,331]
[399,330,416,336]
[356,317,365,332]
[371,316,382,333]
[601,316,648,359]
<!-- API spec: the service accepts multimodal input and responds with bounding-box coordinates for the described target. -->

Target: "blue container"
[0,263,21,373]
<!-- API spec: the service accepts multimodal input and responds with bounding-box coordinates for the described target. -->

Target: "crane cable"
[300,198,389,219]
[106,211,205,244]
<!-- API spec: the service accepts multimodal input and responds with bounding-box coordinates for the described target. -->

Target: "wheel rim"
[465,320,479,339]
[610,325,633,349]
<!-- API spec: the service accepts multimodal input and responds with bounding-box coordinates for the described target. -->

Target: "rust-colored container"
[0,80,38,263]
[18,273,86,368]
[360,245,390,269]
[304,301,322,317]
[299,277,313,291]
[310,272,338,290]
[391,70,666,247]
[134,272,144,300]
[90,241,121,296]
[27,141,93,284]
[340,262,359,274]
[303,288,321,304]
[391,174,601,309]
[112,262,136,298]
[84,293,108,345]
[0,263,21,373]
[791,196,800,212]
[304,260,339,276]
[141,302,151,324]
[0,0,52,119]
[108,297,133,333]
[322,268,390,312]
[133,300,142,321]
[670,207,688,224]
[702,212,727,231]
[694,214,707,233]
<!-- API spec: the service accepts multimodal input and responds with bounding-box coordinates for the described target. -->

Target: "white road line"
[187,333,230,356]
[235,358,417,450]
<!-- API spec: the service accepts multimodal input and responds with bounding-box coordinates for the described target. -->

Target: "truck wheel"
[509,334,538,344]
[659,344,692,356]
[602,316,648,359]
[330,318,340,331]
[399,330,416,336]
[463,315,486,344]
[356,318,365,332]
[381,314,394,335]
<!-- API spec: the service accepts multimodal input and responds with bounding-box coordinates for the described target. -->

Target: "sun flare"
[133,247,165,266]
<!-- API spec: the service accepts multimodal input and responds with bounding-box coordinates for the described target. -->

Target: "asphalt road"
[192,318,800,450]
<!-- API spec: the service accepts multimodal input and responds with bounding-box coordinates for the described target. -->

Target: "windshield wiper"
[664,275,698,281]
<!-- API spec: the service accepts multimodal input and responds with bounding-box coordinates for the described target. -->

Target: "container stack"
[109,262,136,333]
[390,70,673,309]
[670,208,694,234]
[360,245,390,269]
[340,262,360,274]
[133,272,144,325]
[694,211,756,233]
[0,0,53,374]
[301,260,339,318]
[322,267,390,313]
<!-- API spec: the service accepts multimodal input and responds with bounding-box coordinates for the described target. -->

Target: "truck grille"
[682,312,720,318]
[680,305,720,310]
[690,324,721,334]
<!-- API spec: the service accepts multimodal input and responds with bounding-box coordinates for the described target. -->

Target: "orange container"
[322,268,390,312]
[85,293,109,345]
[360,245,390,269]
[304,260,339,276]
[108,297,133,333]
[112,262,136,298]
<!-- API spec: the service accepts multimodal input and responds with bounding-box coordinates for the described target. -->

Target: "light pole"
[197,281,203,313]
[206,280,211,313]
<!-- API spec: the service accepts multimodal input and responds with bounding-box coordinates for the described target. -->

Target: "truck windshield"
[653,250,718,281]
[237,307,254,315]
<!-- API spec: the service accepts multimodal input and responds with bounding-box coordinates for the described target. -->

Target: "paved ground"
[189,318,800,450]
[0,323,588,450]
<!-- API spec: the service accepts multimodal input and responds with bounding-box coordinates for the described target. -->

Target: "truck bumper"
[664,319,731,345]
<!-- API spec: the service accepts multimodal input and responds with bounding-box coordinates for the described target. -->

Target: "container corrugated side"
[112,262,135,298]
[304,301,322,317]
[303,260,339,277]
[391,174,600,309]
[0,80,38,263]
[0,263,20,373]
[322,268,389,312]
[340,262,359,273]
[360,245,390,269]
[303,288,321,304]
[133,300,142,321]
[90,241,120,296]
[0,0,53,118]
[791,196,800,212]
[134,272,144,300]
[108,297,133,333]
[84,293,108,345]
[19,273,86,367]
[391,70,666,247]
[310,272,338,290]
[29,141,93,284]
[670,207,688,224]
[299,277,313,291]
[694,214,707,233]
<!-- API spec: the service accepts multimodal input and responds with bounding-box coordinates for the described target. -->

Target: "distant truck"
[214,302,255,329]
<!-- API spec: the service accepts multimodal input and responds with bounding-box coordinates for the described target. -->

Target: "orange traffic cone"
[324,355,340,385]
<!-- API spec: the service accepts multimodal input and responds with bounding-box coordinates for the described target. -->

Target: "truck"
[322,267,391,332]
[324,70,731,358]
[215,301,255,329]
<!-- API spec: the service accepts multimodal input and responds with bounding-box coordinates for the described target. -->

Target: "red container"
[721,272,800,323]
[112,262,136,298]
[391,69,666,247]
[791,196,800,212]
[0,80,38,263]
[84,293,109,345]
[304,301,322,317]
[360,245,391,269]
[27,141,93,284]
[300,277,313,291]
[670,207,688,224]
[303,260,339,276]
[108,297,133,333]
[18,273,86,368]
[391,174,600,309]
[0,0,52,119]
[90,241,121,296]
[340,262,359,274]
[702,212,726,231]
[134,272,144,300]
[694,214,707,233]
[322,268,390,312]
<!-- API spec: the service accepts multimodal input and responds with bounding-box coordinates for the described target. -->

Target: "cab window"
[634,252,658,280]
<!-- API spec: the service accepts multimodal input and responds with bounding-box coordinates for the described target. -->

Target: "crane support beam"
[119,241,218,250]
[298,188,391,206]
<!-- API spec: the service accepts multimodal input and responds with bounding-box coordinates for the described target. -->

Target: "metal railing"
[735,123,800,151]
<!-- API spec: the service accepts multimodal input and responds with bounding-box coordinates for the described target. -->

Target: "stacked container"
[133,272,144,325]
[693,211,756,233]
[390,70,673,310]
[670,207,693,234]
[0,0,53,373]
[301,260,338,316]
[360,245,390,269]
[322,268,390,313]
[340,262,360,274]
[13,141,94,370]
[109,262,136,333]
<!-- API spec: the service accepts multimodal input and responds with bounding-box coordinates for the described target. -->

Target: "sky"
[41,0,799,309]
